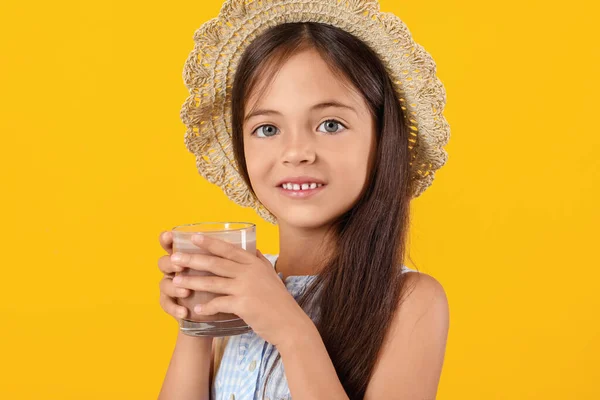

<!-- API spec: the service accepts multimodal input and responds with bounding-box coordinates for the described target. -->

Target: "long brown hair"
[230,22,416,399]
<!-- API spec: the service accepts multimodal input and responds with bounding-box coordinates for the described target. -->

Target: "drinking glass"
[171,222,256,337]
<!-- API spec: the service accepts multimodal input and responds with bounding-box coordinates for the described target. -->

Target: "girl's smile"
[275,175,328,199]
[277,182,327,199]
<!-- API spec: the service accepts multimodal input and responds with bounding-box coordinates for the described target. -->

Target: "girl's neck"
[276,223,335,280]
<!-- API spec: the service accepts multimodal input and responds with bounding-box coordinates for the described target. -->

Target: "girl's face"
[243,48,376,230]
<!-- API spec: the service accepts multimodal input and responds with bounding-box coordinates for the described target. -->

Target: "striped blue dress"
[211,254,416,400]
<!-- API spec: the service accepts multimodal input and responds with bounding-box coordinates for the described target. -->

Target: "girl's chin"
[274,210,342,229]
[271,208,318,220]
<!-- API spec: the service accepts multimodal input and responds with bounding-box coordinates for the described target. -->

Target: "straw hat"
[180,0,450,224]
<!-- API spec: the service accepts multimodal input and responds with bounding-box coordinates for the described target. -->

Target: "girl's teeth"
[282,183,323,190]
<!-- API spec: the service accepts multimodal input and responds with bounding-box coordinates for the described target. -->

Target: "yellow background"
[1,0,598,398]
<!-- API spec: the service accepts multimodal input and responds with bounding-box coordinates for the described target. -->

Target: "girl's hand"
[170,234,312,348]
[157,231,192,321]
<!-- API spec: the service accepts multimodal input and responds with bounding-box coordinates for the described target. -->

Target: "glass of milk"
[171,222,256,337]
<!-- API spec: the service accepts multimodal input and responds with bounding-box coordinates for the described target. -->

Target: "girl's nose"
[281,129,317,165]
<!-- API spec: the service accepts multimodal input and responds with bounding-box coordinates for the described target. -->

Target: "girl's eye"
[253,124,279,138]
[318,119,346,134]
[252,119,347,138]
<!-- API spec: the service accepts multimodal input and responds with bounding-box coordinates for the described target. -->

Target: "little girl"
[158,1,450,399]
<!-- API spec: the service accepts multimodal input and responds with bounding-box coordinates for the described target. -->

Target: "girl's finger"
[160,275,191,298]
[159,231,174,255]
[195,295,239,316]
[158,254,184,274]
[173,274,236,295]
[171,253,241,278]
[191,234,254,264]
[159,292,188,320]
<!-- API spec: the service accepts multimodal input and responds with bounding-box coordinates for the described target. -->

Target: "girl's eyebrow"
[244,100,357,123]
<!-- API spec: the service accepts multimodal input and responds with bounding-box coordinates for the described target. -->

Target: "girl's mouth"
[277,183,327,199]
